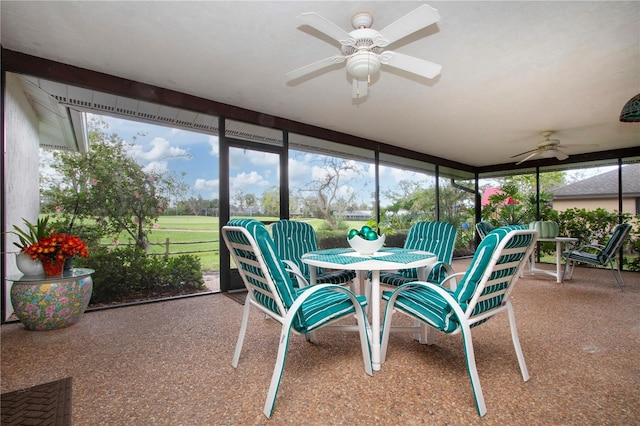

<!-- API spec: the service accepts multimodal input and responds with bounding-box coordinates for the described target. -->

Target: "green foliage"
[10,216,57,251]
[260,186,280,217]
[365,218,395,236]
[627,218,640,271]
[455,225,476,254]
[481,182,554,226]
[41,118,188,250]
[317,219,350,233]
[545,208,638,272]
[76,245,205,305]
[547,208,631,247]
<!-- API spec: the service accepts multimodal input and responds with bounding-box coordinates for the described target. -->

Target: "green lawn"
[141,216,368,271]
[105,216,293,271]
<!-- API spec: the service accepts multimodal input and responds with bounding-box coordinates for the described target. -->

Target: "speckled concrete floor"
[2,261,639,425]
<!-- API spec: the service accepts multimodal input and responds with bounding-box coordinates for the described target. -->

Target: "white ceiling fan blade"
[554,149,569,161]
[557,143,599,150]
[515,151,541,165]
[286,55,346,81]
[377,4,441,47]
[297,12,353,46]
[510,147,539,158]
[352,78,368,99]
[379,51,441,79]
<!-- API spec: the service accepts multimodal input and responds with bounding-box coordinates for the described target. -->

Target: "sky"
[90,114,435,208]
[87,114,617,210]
[95,114,222,200]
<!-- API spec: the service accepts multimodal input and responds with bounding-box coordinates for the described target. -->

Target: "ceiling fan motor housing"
[346,51,381,78]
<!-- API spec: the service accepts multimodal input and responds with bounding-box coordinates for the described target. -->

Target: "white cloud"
[208,135,219,157]
[248,150,279,166]
[194,178,219,198]
[231,171,269,190]
[229,148,278,170]
[143,161,169,174]
[288,157,309,188]
[129,137,190,163]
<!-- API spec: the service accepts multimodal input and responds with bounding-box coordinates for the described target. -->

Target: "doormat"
[1,377,72,426]
[225,290,248,305]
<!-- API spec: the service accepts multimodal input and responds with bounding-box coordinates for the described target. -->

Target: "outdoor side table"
[527,237,578,283]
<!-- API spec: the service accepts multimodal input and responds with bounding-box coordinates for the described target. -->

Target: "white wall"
[3,73,41,321]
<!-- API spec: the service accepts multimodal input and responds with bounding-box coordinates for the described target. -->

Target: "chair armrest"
[423,261,457,288]
[439,271,465,291]
[282,260,310,288]
[568,244,605,255]
[579,244,605,250]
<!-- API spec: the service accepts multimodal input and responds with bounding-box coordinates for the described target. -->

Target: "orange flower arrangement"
[24,233,89,276]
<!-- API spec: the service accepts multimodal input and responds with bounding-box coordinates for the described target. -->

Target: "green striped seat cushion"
[379,222,456,286]
[273,220,356,286]
[379,262,448,286]
[382,225,530,334]
[562,250,600,264]
[297,285,367,333]
[314,270,357,284]
[382,286,456,331]
[227,219,365,334]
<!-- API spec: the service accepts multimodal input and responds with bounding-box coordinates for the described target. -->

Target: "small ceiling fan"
[511,131,600,165]
[286,4,442,99]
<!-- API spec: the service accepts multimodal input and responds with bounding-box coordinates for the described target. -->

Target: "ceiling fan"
[511,131,598,165]
[286,4,442,99]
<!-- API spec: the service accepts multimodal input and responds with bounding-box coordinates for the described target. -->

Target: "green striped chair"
[222,219,372,418]
[378,221,457,287]
[475,221,495,240]
[380,226,537,417]
[272,220,357,290]
[562,223,632,291]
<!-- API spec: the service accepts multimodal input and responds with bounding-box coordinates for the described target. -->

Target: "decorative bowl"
[347,234,386,255]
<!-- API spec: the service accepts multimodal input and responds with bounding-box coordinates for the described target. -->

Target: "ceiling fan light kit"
[286,4,442,99]
[619,93,640,122]
[346,51,381,79]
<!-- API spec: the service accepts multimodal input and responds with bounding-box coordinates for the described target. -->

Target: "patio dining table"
[302,247,436,371]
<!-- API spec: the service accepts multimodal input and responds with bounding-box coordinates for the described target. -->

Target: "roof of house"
[552,163,640,199]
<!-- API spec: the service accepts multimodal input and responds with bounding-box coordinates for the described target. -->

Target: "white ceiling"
[2,1,639,168]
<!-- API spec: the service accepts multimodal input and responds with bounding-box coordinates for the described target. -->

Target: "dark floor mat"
[1,377,72,426]
[224,290,248,305]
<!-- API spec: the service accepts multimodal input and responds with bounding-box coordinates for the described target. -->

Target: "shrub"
[546,208,639,272]
[547,208,631,247]
[74,245,205,305]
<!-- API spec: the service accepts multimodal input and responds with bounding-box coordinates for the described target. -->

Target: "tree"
[42,118,187,249]
[299,157,362,228]
[260,185,280,217]
[381,183,435,230]
[181,195,208,215]
[480,172,565,226]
